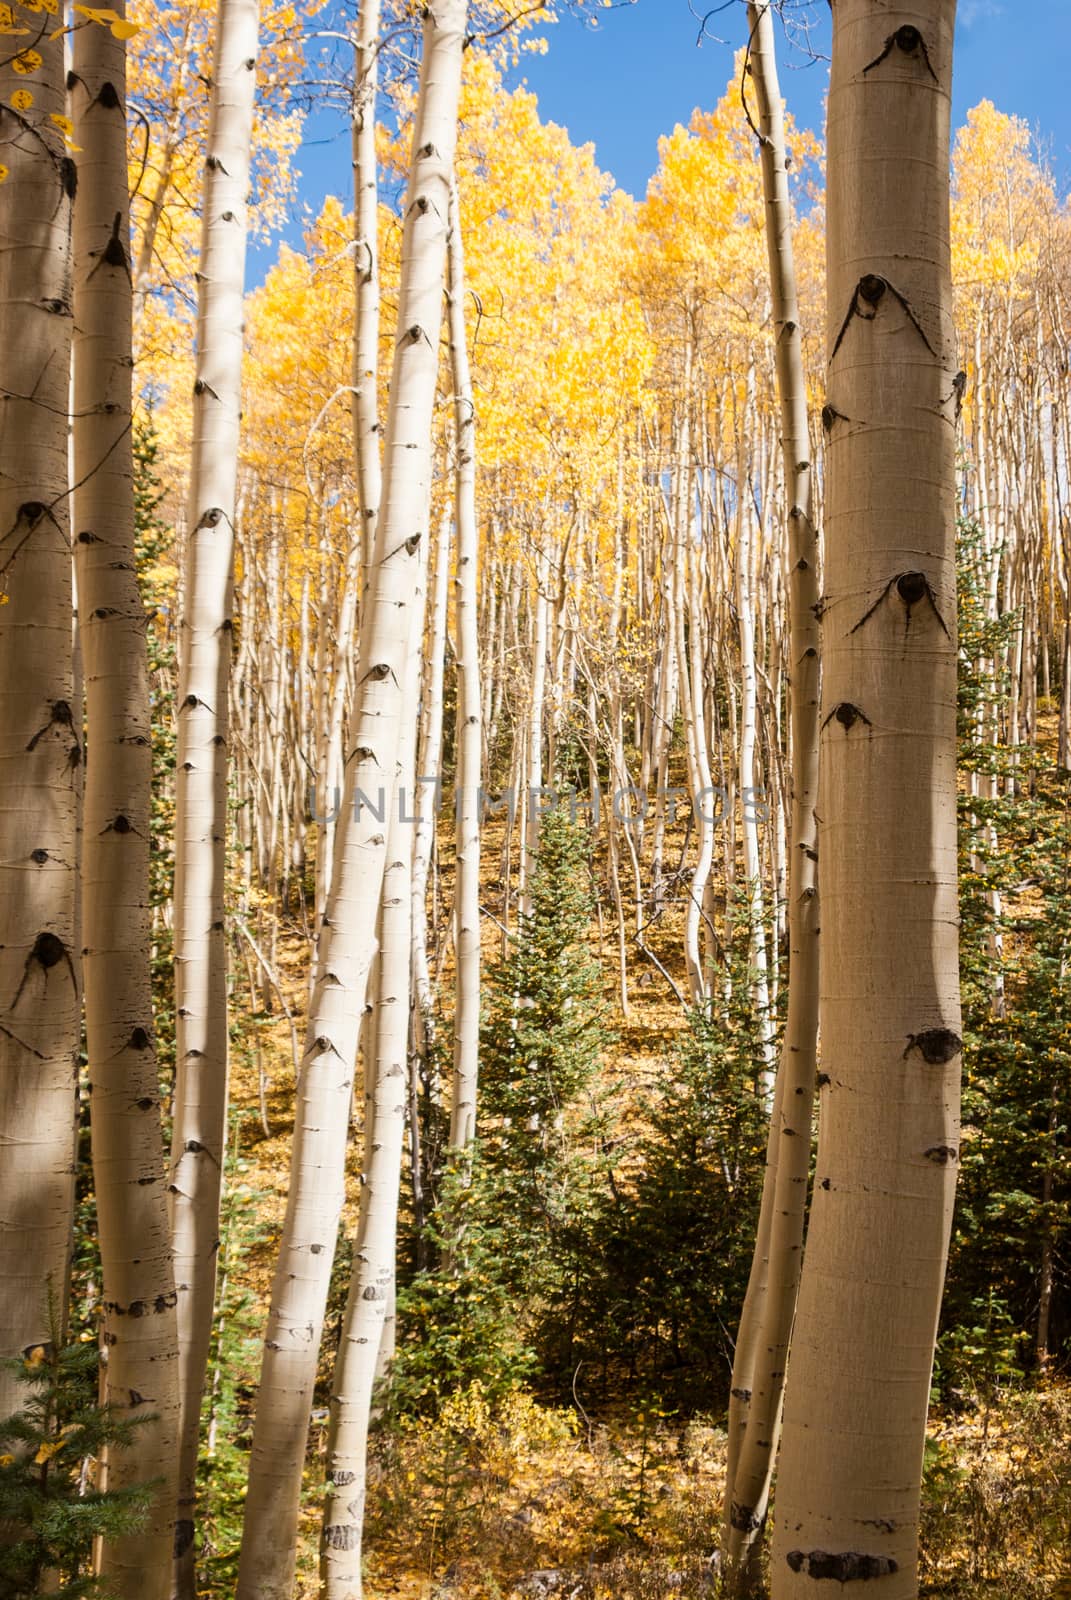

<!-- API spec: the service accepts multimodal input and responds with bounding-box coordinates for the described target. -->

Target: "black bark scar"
[10,931,77,1012]
[863,24,938,82]
[850,571,951,638]
[904,1029,963,1065]
[787,1549,898,1581]
[831,274,937,363]
[822,703,872,734]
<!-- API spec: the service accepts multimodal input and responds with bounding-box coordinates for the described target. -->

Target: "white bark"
[71,11,180,1592]
[734,367,776,1101]
[447,174,483,1150]
[352,0,382,593]
[169,0,259,1581]
[411,506,450,1055]
[235,11,468,1595]
[320,511,428,1600]
[772,6,961,1594]
[313,0,383,932]
[521,545,549,919]
[0,7,78,1421]
[722,8,821,1587]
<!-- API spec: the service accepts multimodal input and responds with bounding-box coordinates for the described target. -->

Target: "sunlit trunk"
[772,7,961,1594]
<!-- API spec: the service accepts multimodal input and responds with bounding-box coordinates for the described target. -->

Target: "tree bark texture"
[723,6,821,1588]
[169,0,259,1583]
[71,8,181,1592]
[236,9,468,1595]
[772,6,961,1595]
[0,8,79,1420]
[447,173,483,1151]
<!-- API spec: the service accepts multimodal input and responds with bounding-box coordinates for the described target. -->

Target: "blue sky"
[512,0,1071,200]
[251,0,1070,282]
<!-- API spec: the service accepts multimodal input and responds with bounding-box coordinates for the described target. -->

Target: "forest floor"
[334,1383,1071,1600]
[203,799,1071,1599]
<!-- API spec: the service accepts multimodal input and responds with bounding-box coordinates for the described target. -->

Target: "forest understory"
[175,773,1071,1600]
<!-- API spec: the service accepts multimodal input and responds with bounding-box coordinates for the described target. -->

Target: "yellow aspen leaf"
[10,88,33,109]
[11,46,42,70]
[49,112,73,136]
[109,16,139,36]
[33,1438,66,1465]
[73,3,119,17]
[23,1345,46,1368]
[0,165,7,184]
[0,1453,14,1466]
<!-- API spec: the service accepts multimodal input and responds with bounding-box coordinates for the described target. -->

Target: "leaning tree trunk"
[771,6,961,1596]
[447,173,483,1151]
[168,0,259,1586]
[70,10,180,1594]
[235,10,468,1597]
[722,6,820,1590]
[320,512,429,1600]
[0,13,79,1420]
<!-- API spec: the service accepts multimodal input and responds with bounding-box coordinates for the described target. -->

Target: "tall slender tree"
[0,1,80,1422]
[70,7,180,1593]
[723,7,820,1589]
[447,172,483,1151]
[236,8,469,1595]
[168,0,260,1584]
[314,0,383,931]
[320,505,430,1600]
[772,6,961,1595]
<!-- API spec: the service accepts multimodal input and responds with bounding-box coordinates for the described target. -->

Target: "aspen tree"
[411,506,449,1053]
[314,0,383,928]
[733,365,776,1100]
[320,501,430,1600]
[723,6,820,1588]
[0,3,79,1421]
[169,0,259,1582]
[352,0,381,591]
[70,8,180,1592]
[521,546,550,920]
[672,367,716,1006]
[236,9,468,1594]
[772,6,961,1594]
[447,173,483,1150]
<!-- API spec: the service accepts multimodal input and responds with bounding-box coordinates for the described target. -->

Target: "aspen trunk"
[722,8,821,1587]
[169,0,259,1583]
[734,369,776,1101]
[312,0,383,930]
[0,8,79,1420]
[320,492,429,1600]
[70,11,180,1593]
[448,174,483,1151]
[772,7,961,1595]
[236,11,467,1595]
[411,507,449,1056]
[352,0,382,592]
[521,546,550,919]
